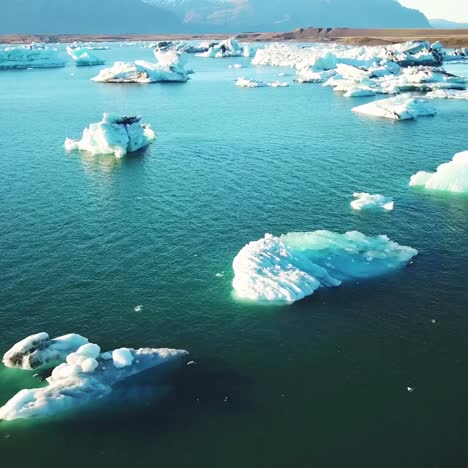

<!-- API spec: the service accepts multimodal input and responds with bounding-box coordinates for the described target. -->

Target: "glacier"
[351,193,394,211]
[65,113,156,158]
[0,333,189,421]
[66,46,105,66]
[409,150,468,194]
[0,44,65,70]
[352,95,436,121]
[235,78,289,88]
[232,231,417,303]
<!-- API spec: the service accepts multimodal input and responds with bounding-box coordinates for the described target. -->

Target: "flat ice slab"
[235,78,289,88]
[65,113,156,158]
[409,150,468,193]
[351,193,394,211]
[232,230,417,303]
[352,95,436,120]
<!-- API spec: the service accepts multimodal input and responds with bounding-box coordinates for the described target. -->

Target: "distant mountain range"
[430,19,468,29]
[1,0,431,35]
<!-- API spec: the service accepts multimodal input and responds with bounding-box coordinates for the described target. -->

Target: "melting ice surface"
[66,46,105,66]
[351,193,394,211]
[232,231,417,303]
[65,113,156,158]
[0,44,65,70]
[352,95,436,120]
[409,150,468,194]
[0,334,188,421]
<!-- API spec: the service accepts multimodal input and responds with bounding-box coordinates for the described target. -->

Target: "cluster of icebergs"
[0,332,188,421]
[232,231,417,303]
[65,113,156,158]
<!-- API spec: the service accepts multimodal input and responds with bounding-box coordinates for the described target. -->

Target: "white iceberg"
[197,38,246,58]
[351,193,394,211]
[3,332,88,370]
[409,150,468,193]
[352,95,436,120]
[235,78,289,88]
[425,89,468,100]
[65,113,156,158]
[0,44,65,70]
[296,68,336,84]
[0,334,189,421]
[344,87,376,97]
[66,46,105,66]
[232,230,417,303]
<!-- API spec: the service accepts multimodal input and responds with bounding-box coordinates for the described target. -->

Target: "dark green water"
[0,45,468,467]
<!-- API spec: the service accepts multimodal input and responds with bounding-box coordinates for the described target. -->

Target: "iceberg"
[3,332,88,370]
[351,193,394,211]
[92,52,189,83]
[232,230,417,303]
[0,44,65,70]
[197,38,246,58]
[296,68,336,84]
[235,78,289,88]
[0,334,189,421]
[409,150,468,193]
[425,89,468,100]
[66,46,105,66]
[65,113,156,158]
[352,95,436,120]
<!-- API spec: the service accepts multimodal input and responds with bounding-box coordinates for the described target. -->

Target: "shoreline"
[1,27,468,47]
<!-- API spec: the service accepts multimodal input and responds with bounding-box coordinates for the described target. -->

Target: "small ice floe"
[0,332,189,421]
[215,272,225,278]
[351,193,394,211]
[187,361,197,366]
[409,150,468,194]
[352,95,436,120]
[134,305,143,312]
[65,113,156,158]
[431,319,437,324]
[232,230,417,303]
[197,38,247,58]
[228,63,244,69]
[66,46,105,66]
[235,78,289,88]
[407,386,414,393]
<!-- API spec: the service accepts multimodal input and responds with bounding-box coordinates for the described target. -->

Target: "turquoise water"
[1,44,468,467]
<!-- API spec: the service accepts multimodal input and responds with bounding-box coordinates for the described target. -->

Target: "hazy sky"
[398,0,468,22]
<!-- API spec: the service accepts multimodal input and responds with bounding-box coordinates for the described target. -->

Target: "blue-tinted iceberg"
[351,193,394,211]
[0,44,65,70]
[232,231,417,303]
[197,38,246,58]
[352,95,436,120]
[0,334,189,421]
[65,113,156,158]
[66,46,105,66]
[235,78,289,88]
[409,150,468,193]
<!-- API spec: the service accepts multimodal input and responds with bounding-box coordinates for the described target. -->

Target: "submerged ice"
[409,150,468,193]
[0,334,188,421]
[65,113,156,158]
[232,231,417,303]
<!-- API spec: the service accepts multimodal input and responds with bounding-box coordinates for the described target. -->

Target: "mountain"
[147,0,431,31]
[430,19,468,29]
[0,0,182,34]
[0,0,430,35]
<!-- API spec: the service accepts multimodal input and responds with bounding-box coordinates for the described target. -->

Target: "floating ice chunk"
[235,78,289,88]
[65,113,156,158]
[352,95,436,120]
[112,348,134,368]
[296,68,336,83]
[351,193,394,211]
[409,150,468,193]
[66,46,105,66]
[92,57,189,83]
[344,87,376,97]
[228,63,244,69]
[197,38,245,58]
[232,231,417,303]
[425,89,468,100]
[2,333,88,370]
[0,343,189,421]
[0,44,65,70]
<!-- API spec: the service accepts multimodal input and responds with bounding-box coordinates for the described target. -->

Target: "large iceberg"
[197,38,247,58]
[92,51,189,83]
[66,46,105,66]
[232,230,417,303]
[65,113,156,158]
[0,44,65,70]
[409,150,468,193]
[235,78,289,88]
[351,193,394,211]
[0,334,188,421]
[352,95,436,120]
